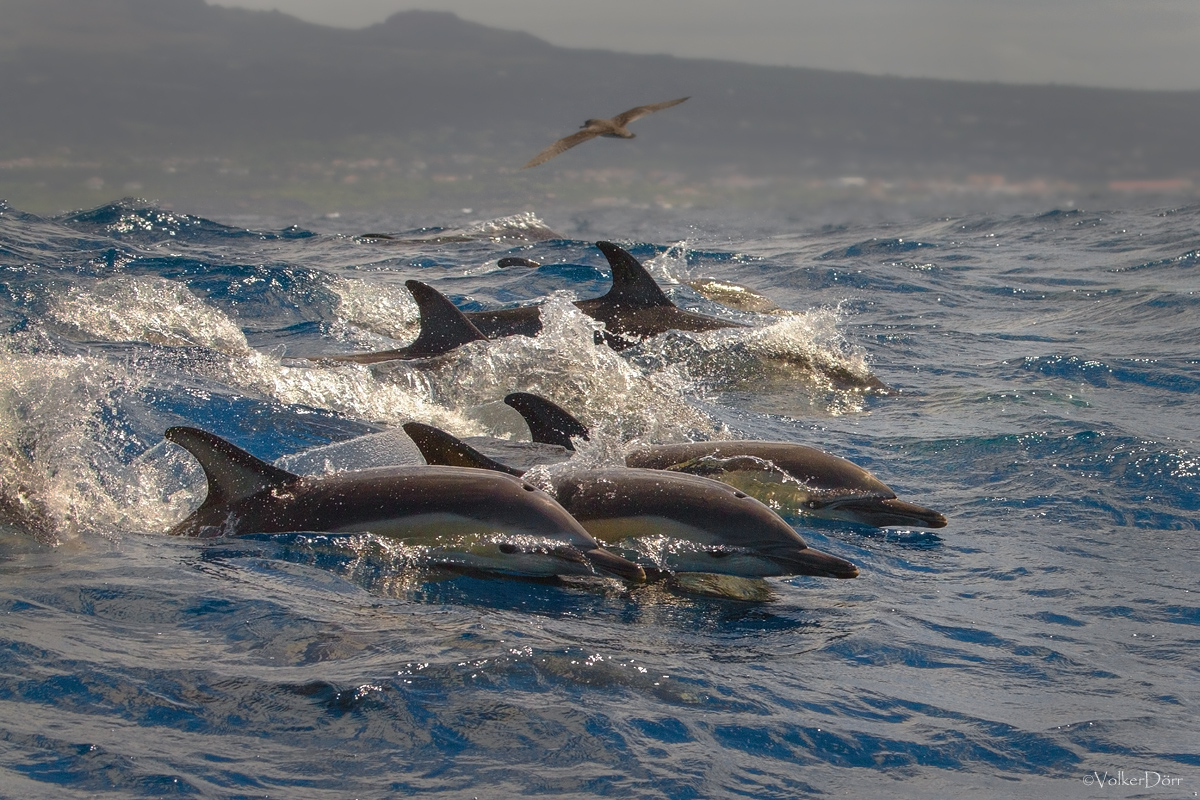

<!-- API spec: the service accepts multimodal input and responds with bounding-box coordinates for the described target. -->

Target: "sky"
[210,0,1200,92]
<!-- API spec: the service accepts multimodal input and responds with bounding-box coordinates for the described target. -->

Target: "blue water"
[1,197,1198,798]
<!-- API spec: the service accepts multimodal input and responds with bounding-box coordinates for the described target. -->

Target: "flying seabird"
[521,97,689,169]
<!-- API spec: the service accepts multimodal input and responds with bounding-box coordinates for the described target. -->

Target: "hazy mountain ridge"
[2,0,1197,215]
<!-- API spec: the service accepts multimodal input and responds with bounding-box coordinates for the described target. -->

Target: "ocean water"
[1,197,1197,798]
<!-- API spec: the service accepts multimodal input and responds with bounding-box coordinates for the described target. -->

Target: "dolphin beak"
[584,547,646,583]
[823,497,947,529]
[879,498,948,528]
[764,546,860,579]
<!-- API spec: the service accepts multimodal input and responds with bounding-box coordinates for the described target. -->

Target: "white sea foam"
[230,351,471,431]
[0,346,477,542]
[44,274,467,431]
[277,428,424,474]
[1,299,475,543]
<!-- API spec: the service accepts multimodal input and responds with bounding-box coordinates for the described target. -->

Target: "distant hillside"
[2,0,1198,214]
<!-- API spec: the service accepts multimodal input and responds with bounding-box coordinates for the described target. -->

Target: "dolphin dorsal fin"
[595,241,673,308]
[503,393,590,450]
[164,427,297,510]
[402,422,524,476]
[402,280,488,358]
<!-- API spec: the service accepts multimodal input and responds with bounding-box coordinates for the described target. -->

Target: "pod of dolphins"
[313,240,744,362]
[166,241,947,595]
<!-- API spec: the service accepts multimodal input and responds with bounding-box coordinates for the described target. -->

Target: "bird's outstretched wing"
[611,96,689,127]
[521,128,602,169]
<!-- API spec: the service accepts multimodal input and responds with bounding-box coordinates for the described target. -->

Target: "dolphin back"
[582,242,745,345]
[164,426,299,532]
[626,441,893,496]
[402,422,523,476]
[317,280,487,363]
[593,241,673,308]
[503,392,591,450]
[396,279,488,358]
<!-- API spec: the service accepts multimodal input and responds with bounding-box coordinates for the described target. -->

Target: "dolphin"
[312,279,488,364]
[522,97,690,169]
[467,241,745,349]
[497,256,541,268]
[163,426,645,581]
[575,241,745,346]
[625,442,948,529]
[685,277,784,314]
[498,257,783,313]
[503,392,948,529]
[402,422,859,579]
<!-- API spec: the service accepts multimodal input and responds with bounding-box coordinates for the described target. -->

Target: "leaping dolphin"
[503,392,948,529]
[163,426,645,581]
[402,422,859,580]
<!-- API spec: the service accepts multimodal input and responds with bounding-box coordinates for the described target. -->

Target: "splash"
[2,303,475,545]
[237,352,468,431]
[0,352,200,542]
[642,240,690,283]
[371,295,715,441]
[276,428,423,474]
[630,304,884,416]
[329,276,420,341]
[467,212,561,243]
[0,438,60,543]
[49,276,251,355]
[0,346,476,544]
[42,274,467,433]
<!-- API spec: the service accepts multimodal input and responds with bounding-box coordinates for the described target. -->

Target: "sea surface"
[1,197,1197,799]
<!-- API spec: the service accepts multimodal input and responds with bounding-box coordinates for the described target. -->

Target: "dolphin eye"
[804,500,821,510]
[498,542,519,554]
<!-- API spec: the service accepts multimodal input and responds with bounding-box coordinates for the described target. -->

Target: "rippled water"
[1,198,1198,798]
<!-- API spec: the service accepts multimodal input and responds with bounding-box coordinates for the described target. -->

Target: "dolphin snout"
[585,547,647,583]
[825,496,947,529]
[763,545,860,579]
